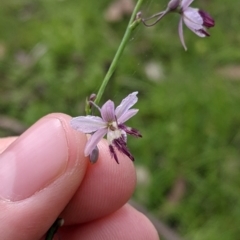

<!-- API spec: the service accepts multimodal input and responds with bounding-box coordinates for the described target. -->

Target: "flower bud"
[167,0,181,11]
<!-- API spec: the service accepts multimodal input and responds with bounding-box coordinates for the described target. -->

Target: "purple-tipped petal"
[115,92,138,120]
[84,128,107,156]
[183,20,208,37]
[183,8,209,37]
[199,10,215,28]
[118,109,139,123]
[181,0,194,11]
[178,17,187,51]
[101,100,115,122]
[70,116,106,133]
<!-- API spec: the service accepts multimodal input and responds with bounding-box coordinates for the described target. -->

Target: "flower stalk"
[94,0,144,106]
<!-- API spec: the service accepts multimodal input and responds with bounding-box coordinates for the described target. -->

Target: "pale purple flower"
[70,92,142,163]
[142,0,215,50]
[175,0,215,50]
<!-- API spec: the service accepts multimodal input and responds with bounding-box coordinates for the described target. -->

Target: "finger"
[60,204,160,240]
[61,139,136,225]
[0,137,17,154]
[0,113,88,240]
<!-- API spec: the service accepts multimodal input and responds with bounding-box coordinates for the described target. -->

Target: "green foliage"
[1,0,240,239]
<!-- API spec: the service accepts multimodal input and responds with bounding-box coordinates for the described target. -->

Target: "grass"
[1,0,240,239]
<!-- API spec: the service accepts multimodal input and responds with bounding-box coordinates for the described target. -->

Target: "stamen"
[113,138,134,161]
[109,124,116,131]
[109,145,119,164]
[119,124,142,138]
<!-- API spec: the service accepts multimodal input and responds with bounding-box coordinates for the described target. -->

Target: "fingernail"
[0,117,69,201]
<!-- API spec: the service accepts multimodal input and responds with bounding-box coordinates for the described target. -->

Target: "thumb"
[0,113,88,240]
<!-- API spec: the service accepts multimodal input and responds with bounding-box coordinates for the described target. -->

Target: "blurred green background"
[1,0,240,239]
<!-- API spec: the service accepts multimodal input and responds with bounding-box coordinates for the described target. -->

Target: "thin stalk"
[45,218,64,240]
[94,0,144,105]
[142,11,167,27]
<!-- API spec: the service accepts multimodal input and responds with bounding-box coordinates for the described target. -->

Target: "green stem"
[94,0,144,105]
[45,218,64,240]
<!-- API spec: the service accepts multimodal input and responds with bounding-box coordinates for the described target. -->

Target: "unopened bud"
[89,93,97,102]
[167,0,180,11]
[85,93,97,114]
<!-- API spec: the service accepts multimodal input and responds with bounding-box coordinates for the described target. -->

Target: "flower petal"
[184,7,203,24]
[70,116,106,133]
[101,100,115,122]
[198,10,215,28]
[84,128,107,156]
[115,92,138,121]
[118,109,139,123]
[181,0,194,11]
[183,7,209,37]
[178,17,187,51]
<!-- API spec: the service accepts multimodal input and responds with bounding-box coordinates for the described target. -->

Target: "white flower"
[70,92,142,163]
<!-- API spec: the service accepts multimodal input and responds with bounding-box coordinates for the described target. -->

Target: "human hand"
[0,113,159,240]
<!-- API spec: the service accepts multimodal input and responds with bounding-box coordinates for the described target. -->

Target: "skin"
[0,113,159,240]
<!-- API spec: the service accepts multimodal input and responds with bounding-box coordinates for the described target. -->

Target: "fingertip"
[62,139,137,224]
[115,204,160,240]
[60,204,160,240]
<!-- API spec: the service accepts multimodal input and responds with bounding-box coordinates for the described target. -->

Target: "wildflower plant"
[69,0,214,165]
[46,0,215,239]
